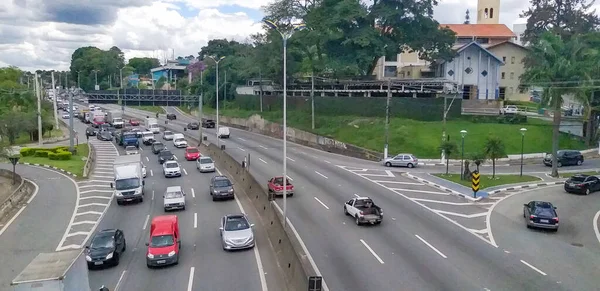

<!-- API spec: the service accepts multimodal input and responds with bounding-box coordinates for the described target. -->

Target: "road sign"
[471,171,480,196]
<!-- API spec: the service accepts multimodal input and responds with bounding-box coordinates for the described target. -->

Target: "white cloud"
[163,0,274,10]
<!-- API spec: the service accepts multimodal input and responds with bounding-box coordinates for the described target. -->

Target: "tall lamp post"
[263,19,307,227]
[207,55,226,148]
[93,70,99,87]
[520,128,527,177]
[460,130,467,180]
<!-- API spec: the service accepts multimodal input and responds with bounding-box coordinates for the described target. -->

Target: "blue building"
[127,74,140,87]
[150,59,189,89]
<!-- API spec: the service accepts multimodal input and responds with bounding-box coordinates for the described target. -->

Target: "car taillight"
[578,184,585,187]
[553,217,559,223]
[529,215,536,220]
[359,211,364,215]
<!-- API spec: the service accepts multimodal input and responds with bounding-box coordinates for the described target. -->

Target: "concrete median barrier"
[0,169,35,223]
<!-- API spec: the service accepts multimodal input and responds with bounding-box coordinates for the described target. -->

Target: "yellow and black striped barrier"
[471,171,480,197]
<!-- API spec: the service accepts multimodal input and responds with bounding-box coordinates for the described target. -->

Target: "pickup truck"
[343,197,383,225]
[267,176,294,197]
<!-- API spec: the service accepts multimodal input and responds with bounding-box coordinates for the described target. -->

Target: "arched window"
[484,8,489,18]
[490,8,494,18]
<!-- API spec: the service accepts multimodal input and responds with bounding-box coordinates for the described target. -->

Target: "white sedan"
[196,156,215,173]
[163,161,182,178]
[62,113,71,119]
[125,146,139,155]
[173,137,188,148]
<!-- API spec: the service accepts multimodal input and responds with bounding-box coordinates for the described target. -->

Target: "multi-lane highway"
[66,117,274,291]
[97,104,587,291]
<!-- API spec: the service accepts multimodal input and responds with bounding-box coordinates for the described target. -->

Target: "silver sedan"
[219,214,255,251]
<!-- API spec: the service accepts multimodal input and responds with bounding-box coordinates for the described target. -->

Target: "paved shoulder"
[0,164,77,288]
[56,139,119,251]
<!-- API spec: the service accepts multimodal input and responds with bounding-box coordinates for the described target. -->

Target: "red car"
[184,147,200,160]
[129,119,140,126]
[267,176,294,197]
[146,215,180,267]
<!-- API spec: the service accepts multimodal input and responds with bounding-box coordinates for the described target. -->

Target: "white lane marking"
[77,179,112,184]
[0,179,39,237]
[411,198,484,206]
[324,160,331,164]
[373,180,422,185]
[359,239,385,264]
[259,145,268,149]
[593,210,600,247]
[142,215,150,230]
[238,137,247,141]
[286,157,295,162]
[174,155,178,160]
[434,210,487,219]
[75,211,103,216]
[520,260,547,276]
[187,267,195,291]
[415,234,447,259]
[152,190,155,200]
[71,221,97,226]
[139,147,144,151]
[191,188,195,198]
[216,167,222,175]
[77,203,110,208]
[286,175,293,181]
[150,170,154,177]
[354,193,360,198]
[194,213,198,228]
[315,171,328,179]
[80,190,113,194]
[91,175,113,179]
[259,158,268,164]
[238,147,246,152]
[66,231,91,238]
[78,184,111,189]
[313,197,330,210]
[114,270,127,291]
[183,168,188,175]
[145,156,149,162]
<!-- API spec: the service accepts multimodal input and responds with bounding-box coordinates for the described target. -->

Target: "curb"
[487,181,565,195]
[82,144,95,178]
[404,172,482,202]
[18,162,78,178]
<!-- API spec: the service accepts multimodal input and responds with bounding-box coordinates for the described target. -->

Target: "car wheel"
[212,196,217,201]
[577,160,583,166]
[114,253,120,265]
[355,215,360,225]
[344,206,348,215]
[182,206,186,210]
[557,162,562,167]
[407,163,414,168]
[139,197,143,203]
[123,241,127,252]
[585,188,590,195]
[385,162,392,167]
[116,200,123,206]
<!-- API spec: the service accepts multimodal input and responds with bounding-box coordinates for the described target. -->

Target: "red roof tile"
[441,24,516,38]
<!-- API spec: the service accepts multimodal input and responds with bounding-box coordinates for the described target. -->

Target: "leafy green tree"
[438,141,457,175]
[469,152,487,172]
[128,57,160,75]
[483,136,506,179]
[156,76,167,89]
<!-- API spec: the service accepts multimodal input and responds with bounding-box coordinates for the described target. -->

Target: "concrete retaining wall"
[0,169,32,222]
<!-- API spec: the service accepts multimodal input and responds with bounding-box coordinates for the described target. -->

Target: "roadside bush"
[464,114,527,124]
[34,150,51,157]
[48,150,72,160]
[20,146,73,159]
[20,147,35,157]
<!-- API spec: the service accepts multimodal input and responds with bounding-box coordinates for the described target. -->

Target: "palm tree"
[438,141,457,175]
[520,32,592,177]
[470,152,487,172]
[483,136,506,179]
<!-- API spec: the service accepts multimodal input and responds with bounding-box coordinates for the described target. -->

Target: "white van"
[172,133,188,148]
[218,127,230,138]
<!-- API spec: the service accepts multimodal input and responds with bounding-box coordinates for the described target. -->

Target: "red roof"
[441,24,515,38]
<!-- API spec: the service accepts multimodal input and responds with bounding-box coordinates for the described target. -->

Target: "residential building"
[485,41,529,100]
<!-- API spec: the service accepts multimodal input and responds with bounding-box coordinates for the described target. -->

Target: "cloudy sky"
[0,0,531,72]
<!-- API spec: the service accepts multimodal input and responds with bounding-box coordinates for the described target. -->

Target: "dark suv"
[202,119,215,128]
[167,113,177,120]
[543,150,583,167]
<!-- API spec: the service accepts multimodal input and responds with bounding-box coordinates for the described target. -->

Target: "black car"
[167,113,177,120]
[158,150,175,164]
[100,124,116,134]
[187,122,200,130]
[209,175,235,201]
[86,126,98,137]
[564,174,600,195]
[97,131,113,141]
[523,201,559,231]
[152,142,166,154]
[85,229,126,268]
[543,150,583,167]
[202,119,215,128]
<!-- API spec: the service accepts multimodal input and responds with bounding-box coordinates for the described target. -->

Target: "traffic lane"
[490,186,600,290]
[0,165,76,289]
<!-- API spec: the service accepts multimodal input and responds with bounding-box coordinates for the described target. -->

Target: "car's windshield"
[125,146,136,151]
[175,138,185,142]
[200,158,213,164]
[165,163,178,169]
[225,218,250,231]
[90,235,114,249]
[150,235,174,247]
[273,177,291,185]
[143,133,153,137]
[115,178,140,190]
[164,131,173,135]
[214,179,231,187]
[165,191,183,199]
[160,151,172,157]
[154,144,164,149]
[187,148,199,153]
[123,133,136,138]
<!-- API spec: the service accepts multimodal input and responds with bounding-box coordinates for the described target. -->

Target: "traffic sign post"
[471,170,480,198]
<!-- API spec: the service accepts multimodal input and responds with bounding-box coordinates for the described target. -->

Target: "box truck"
[145,117,160,133]
[107,110,124,128]
[110,154,145,205]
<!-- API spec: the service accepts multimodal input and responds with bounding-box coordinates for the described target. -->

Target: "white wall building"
[513,23,527,46]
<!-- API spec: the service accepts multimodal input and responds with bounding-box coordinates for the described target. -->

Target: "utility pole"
[198,70,204,145]
[68,84,74,152]
[384,79,391,159]
[77,71,81,89]
[311,73,315,130]
[224,70,227,101]
[51,72,59,128]
[120,68,124,113]
[35,73,42,146]
[259,69,263,112]
[441,94,448,161]
[65,72,68,91]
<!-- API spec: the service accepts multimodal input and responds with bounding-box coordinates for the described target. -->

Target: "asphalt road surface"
[490,186,600,290]
[0,164,77,289]
[95,104,580,291]
[69,117,271,291]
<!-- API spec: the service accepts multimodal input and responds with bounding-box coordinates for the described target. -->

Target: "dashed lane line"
[314,197,330,210]
[415,234,447,259]
[520,260,547,276]
[259,158,268,164]
[360,239,385,264]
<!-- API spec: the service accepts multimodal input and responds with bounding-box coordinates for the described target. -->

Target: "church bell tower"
[477,0,500,24]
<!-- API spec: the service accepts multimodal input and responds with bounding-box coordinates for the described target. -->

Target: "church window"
[484,8,489,18]
[490,8,494,18]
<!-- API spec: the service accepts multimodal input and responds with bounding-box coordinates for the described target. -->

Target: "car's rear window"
[533,207,555,217]
[570,176,586,182]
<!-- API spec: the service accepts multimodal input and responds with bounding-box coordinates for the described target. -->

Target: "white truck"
[107,110,124,128]
[343,196,383,225]
[11,249,91,291]
[110,154,145,205]
[145,117,160,134]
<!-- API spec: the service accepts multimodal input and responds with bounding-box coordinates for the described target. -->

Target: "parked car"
[152,142,166,154]
[209,176,234,201]
[501,105,518,115]
[97,131,113,141]
[343,197,383,225]
[162,161,182,178]
[383,154,418,168]
[163,130,175,141]
[129,119,140,126]
[564,174,600,195]
[187,122,199,130]
[163,186,186,211]
[196,156,215,173]
[166,113,177,120]
[85,229,126,268]
[219,214,255,250]
[125,146,139,155]
[202,119,215,128]
[184,147,200,160]
[158,150,175,164]
[267,176,294,197]
[523,201,559,231]
[543,150,583,167]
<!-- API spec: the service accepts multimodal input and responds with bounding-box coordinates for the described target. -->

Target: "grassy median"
[20,144,89,177]
[433,173,541,189]
[130,105,166,114]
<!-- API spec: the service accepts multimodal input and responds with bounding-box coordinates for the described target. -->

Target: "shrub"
[48,152,58,160]
[55,151,72,160]
[34,150,51,157]
[20,147,35,157]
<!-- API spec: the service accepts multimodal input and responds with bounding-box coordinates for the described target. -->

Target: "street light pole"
[460,130,467,180]
[199,68,205,145]
[264,19,307,228]
[520,128,527,177]
[207,56,225,147]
